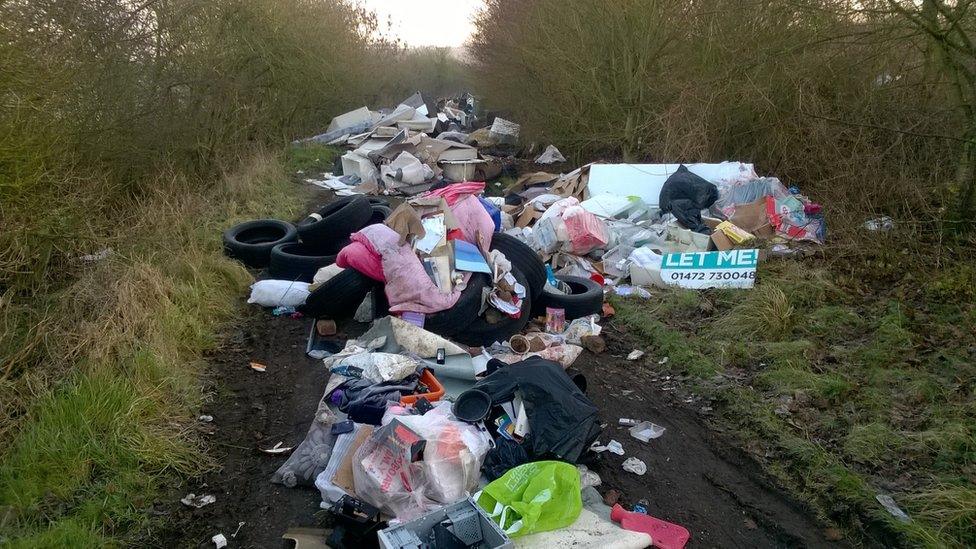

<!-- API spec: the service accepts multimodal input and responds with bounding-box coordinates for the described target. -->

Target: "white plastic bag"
[247,280,310,307]
[353,402,491,520]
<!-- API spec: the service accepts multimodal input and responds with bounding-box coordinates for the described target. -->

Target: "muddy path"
[156,183,844,548]
[157,306,844,548]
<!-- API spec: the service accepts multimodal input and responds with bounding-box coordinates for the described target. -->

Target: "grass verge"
[0,150,309,546]
[611,255,976,547]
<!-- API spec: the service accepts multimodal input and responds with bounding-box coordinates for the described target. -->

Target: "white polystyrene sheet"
[587,162,757,208]
[327,106,372,133]
[516,509,652,549]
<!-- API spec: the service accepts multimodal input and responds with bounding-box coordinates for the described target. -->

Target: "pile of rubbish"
[218,91,829,548]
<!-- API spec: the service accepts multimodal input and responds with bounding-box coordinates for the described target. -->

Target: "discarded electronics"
[377,498,513,549]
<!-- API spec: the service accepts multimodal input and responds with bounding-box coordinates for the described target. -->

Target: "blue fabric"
[479,196,502,232]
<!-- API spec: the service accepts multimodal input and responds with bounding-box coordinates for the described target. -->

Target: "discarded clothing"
[330,376,420,425]
[336,234,384,282]
[450,194,496,254]
[482,437,530,481]
[425,181,486,206]
[472,356,602,463]
[356,224,469,314]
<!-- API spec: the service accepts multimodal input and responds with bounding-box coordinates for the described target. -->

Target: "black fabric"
[483,437,530,481]
[658,165,719,234]
[471,356,602,463]
[333,378,419,425]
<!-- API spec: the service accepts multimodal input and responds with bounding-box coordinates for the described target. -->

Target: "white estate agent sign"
[660,249,758,289]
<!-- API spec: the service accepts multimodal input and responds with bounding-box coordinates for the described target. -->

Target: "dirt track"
[157,306,845,548]
[157,184,846,548]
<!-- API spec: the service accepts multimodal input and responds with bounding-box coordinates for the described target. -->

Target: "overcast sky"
[359,0,484,48]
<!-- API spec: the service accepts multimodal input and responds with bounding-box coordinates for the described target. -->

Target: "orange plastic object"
[400,369,445,404]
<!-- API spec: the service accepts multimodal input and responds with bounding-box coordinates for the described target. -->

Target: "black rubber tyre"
[424,273,492,338]
[532,275,603,320]
[368,204,393,225]
[298,268,376,319]
[268,242,339,283]
[222,219,298,269]
[490,232,546,298]
[296,196,372,249]
[371,287,390,318]
[453,268,533,347]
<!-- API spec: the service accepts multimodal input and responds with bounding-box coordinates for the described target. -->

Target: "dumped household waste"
[212,90,845,549]
[475,460,582,537]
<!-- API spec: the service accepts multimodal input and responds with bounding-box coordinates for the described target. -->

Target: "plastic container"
[439,159,486,182]
[602,245,635,278]
[611,504,690,549]
[400,369,445,405]
[453,389,492,423]
[378,497,513,549]
[629,421,666,442]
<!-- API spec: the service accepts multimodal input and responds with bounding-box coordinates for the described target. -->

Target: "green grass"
[0,151,307,546]
[285,142,342,175]
[613,258,976,547]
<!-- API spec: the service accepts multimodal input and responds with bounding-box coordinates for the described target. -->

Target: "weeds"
[0,151,307,545]
[612,257,976,546]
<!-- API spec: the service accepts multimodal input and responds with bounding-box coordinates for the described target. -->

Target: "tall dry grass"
[0,0,397,543]
[470,0,965,247]
[0,0,377,294]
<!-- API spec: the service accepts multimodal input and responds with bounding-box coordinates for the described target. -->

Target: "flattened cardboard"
[334,426,375,497]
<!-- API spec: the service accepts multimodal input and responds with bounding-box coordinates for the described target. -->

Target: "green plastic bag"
[474,460,581,537]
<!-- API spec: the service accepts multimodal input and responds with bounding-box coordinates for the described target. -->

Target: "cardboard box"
[703,217,729,251]
[730,199,774,238]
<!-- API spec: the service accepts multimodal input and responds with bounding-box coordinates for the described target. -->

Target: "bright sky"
[359,0,484,48]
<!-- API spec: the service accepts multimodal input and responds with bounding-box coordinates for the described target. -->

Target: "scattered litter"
[629,421,666,442]
[577,464,602,488]
[260,442,294,455]
[611,504,690,548]
[535,144,566,164]
[79,248,113,262]
[864,216,894,231]
[876,494,911,523]
[212,87,836,548]
[622,457,647,475]
[211,533,227,549]
[181,493,216,508]
[247,280,310,308]
[272,305,298,316]
[581,335,606,354]
[231,522,245,538]
[282,527,329,549]
[316,319,337,337]
[590,439,625,455]
[198,415,213,423]
[613,285,652,298]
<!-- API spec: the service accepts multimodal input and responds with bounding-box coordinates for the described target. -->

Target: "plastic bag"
[714,177,790,216]
[271,393,338,487]
[475,460,582,537]
[539,198,609,255]
[353,402,491,520]
[351,419,427,519]
[247,280,310,307]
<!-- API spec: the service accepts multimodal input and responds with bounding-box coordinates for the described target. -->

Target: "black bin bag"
[472,356,601,464]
